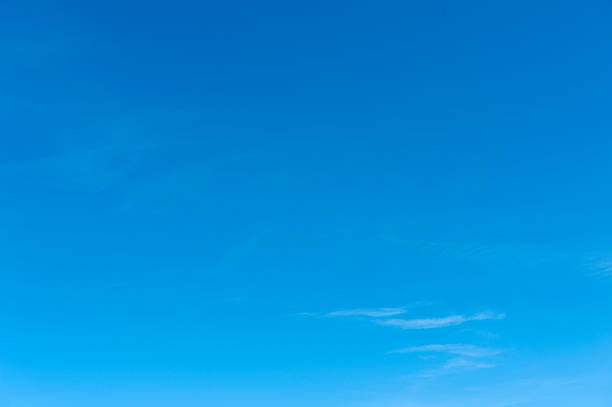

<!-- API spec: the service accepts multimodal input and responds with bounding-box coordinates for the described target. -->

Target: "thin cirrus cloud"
[325,307,408,318]
[377,312,505,330]
[595,260,612,276]
[418,357,497,378]
[417,357,497,379]
[442,358,496,370]
[390,344,502,358]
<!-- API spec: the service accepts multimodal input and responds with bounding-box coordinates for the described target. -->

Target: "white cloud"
[0,110,199,194]
[390,344,502,358]
[442,357,496,369]
[377,312,505,330]
[326,307,408,318]
[417,357,497,379]
[585,255,612,278]
[595,260,612,276]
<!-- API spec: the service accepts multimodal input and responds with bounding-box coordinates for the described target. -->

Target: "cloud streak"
[594,259,612,276]
[377,312,505,330]
[442,357,496,370]
[417,357,497,379]
[390,344,502,358]
[326,307,408,318]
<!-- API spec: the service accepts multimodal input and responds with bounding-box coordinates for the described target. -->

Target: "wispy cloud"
[379,231,568,270]
[417,357,497,379]
[390,344,502,358]
[0,110,200,195]
[326,307,409,318]
[442,357,496,370]
[377,312,505,330]
[594,260,612,276]
[584,255,612,279]
[381,233,499,263]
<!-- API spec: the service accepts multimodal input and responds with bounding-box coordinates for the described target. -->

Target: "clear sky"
[1,1,611,406]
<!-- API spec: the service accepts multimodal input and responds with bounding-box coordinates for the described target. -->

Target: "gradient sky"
[1,1,612,406]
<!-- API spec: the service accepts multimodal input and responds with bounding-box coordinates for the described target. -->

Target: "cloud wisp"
[393,344,502,378]
[442,357,496,370]
[417,357,497,379]
[390,344,502,358]
[594,259,612,276]
[326,307,409,318]
[377,312,505,330]
[304,307,507,378]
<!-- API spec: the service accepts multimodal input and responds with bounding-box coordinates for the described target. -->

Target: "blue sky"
[1,0,611,406]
